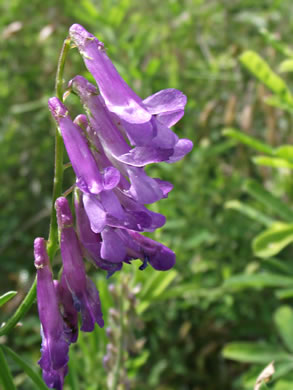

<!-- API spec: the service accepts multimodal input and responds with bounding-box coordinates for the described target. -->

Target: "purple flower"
[34,237,69,390]
[117,229,176,271]
[68,24,193,161]
[55,197,104,331]
[69,76,171,204]
[48,97,120,195]
[54,280,79,344]
[74,189,123,275]
[69,24,153,146]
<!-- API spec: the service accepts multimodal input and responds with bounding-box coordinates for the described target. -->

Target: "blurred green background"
[2,0,293,389]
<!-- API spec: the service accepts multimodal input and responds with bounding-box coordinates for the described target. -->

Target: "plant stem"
[47,36,71,260]
[0,346,17,390]
[111,291,124,390]
[0,278,36,337]
[0,37,70,337]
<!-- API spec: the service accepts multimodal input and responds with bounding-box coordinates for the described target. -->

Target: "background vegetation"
[2,0,293,389]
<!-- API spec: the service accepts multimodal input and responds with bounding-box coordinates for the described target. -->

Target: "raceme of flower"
[35,24,193,389]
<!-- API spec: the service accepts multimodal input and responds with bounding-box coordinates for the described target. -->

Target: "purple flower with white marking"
[55,197,104,332]
[34,238,69,390]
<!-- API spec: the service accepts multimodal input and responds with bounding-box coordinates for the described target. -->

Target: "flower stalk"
[0,37,70,337]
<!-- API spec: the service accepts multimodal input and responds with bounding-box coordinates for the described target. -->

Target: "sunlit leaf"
[225,200,273,226]
[245,180,293,222]
[223,128,274,155]
[240,51,293,106]
[265,95,293,113]
[253,156,293,170]
[223,273,293,290]
[253,223,293,258]
[222,342,289,363]
[275,289,293,299]
[279,59,293,73]
[274,145,293,162]
[274,306,293,354]
[0,291,17,307]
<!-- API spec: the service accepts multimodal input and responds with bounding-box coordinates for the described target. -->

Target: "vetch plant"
[0,24,192,390]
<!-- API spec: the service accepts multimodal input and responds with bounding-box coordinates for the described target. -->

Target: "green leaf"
[279,59,293,73]
[0,347,16,390]
[257,383,269,390]
[274,376,293,390]
[239,51,293,106]
[222,342,289,364]
[222,128,274,155]
[273,360,293,381]
[1,345,47,390]
[253,223,293,258]
[275,145,293,162]
[225,200,273,226]
[0,291,17,307]
[253,156,293,170]
[139,269,177,301]
[275,288,293,299]
[274,306,293,353]
[223,273,293,290]
[244,180,293,223]
[265,95,293,113]
[137,269,178,313]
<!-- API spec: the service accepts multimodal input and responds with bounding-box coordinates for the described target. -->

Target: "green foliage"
[222,26,293,389]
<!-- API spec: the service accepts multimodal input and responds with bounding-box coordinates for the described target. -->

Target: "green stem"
[47,36,71,260]
[0,346,17,390]
[0,37,71,337]
[0,278,36,337]
[111,292,124,390]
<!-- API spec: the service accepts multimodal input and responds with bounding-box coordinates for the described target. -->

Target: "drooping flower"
[55,196,104,331]
[34,238,69,390]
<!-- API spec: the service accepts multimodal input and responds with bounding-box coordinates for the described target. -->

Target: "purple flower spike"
[48,97,120,194]
[34,237,69,390]
[55,197,104,331]
[69,24,154,146]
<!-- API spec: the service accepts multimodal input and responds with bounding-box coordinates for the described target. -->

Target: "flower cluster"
[34,24,192,389]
